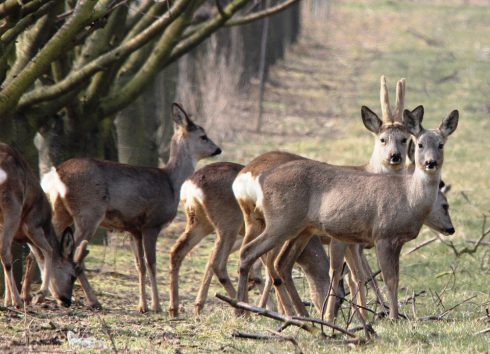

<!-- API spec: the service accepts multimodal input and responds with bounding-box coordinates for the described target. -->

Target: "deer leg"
[360,247,387,311]
[21,251,38,304]
[196,228,239,314]
[0,209,23,308]
[275,234,313,317]
[142,227,161,313]
[258,271,273,308]
[296,236,331,315]
[24,227,54,304]
[130,235,147,313]
[375,238,402,320]
[169,219,213,317]
[263,247,296,316]
[325,239,348,321]
[345,244,368,321]
[237,224,301,316]
[72,213,104,310]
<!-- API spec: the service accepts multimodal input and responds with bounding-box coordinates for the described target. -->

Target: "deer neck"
[406,167,440,213]
[164,136,197,197]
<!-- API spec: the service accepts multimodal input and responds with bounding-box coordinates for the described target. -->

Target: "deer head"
[362,76,412,172]
[171,103,221,160]
[41,228,89,307]
[404,108,459,174]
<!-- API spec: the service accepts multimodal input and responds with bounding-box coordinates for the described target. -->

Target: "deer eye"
[401,138,407,144]
[443,204,449,211]
[438,143,444,149]
[200,135,208,141]
[418,143,423,149]
[380,138,386,144]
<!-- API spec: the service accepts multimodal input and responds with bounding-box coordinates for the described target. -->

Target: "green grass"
[1,1,490,352]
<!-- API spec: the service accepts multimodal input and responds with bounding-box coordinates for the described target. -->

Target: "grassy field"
[1,0,489,352]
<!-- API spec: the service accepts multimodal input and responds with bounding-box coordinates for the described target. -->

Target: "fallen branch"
[418,295,478,321]
[404,237,437,255]
[232,330,303,353]
[290,315,358,338]
[216,293,313,333]
[475,327,490,335]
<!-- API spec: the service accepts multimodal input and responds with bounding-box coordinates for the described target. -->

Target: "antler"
[379,75,393,123]
[394,78,406,123]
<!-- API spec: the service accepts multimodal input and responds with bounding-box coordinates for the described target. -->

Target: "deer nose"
[212,148,222,156]
[59,296,72,307]
[390,153,402,164]
[446,227,455,235]
[425,160,438,170]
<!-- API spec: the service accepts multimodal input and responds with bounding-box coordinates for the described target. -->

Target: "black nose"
[446,227,455,235]
[212,148,222,156]
[390,153,401,164]
[425,160,438,169]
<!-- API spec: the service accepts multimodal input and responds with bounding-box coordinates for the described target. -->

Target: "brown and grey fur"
[41,103,221,312]
[236,108,459,320]
[0,143,87,308]
[234,77,413,317]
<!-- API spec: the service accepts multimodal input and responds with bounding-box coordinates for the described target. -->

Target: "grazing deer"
[235,107,459,320]
[41,103,221,312]
[233,76,412,316]
[0,143,88,308]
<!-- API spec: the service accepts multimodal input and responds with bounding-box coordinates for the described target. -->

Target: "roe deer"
[233,76,412,316]
[0,143,88,308]
[235,107,459,320]
[41,103,221,312]
[169,161,324,317]
[270,139,456,319]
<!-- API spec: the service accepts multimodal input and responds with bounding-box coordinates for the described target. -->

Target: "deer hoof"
[138,303,148,313]
[21,294,32,305]
[152,305,162,313]
[32,292,45,305]
[194,303,203,315]
[88,301,102,311]
[168,307,179,318]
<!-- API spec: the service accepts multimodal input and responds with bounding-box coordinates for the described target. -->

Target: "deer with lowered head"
[41,103,221,312]
[0,143,88,308]
[235,106,459,320]
[232,77,413,316]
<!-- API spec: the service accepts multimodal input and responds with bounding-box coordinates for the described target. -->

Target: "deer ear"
[361,106,382,134]
[403,105,424,137]
[172,102,194,129]
[440,183,451,194]
[61,227,75,260]
[439,110,459,138]
[74,240,89,264]
[407,138,415,163]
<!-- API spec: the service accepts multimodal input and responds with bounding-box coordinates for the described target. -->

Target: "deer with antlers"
[41,103,221,312]
[235,104,459,320]
[0,143,88,308]
[232,77,413,316]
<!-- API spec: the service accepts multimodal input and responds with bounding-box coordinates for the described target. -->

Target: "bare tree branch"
[0,0,98,119]
[226,0,299,27]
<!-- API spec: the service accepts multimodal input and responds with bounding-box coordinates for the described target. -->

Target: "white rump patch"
[41,167,67,206]
[180,180,204,209]
[0,168,7,185]
[232,172,264,209]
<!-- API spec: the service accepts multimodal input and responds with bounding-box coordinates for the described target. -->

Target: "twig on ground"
[290,315,358,338]
[418,295,478,321]
[215,293,313,333]
[97,313,118,353]
[475,327,490,335]
[400,290,426,305]
[411,290,418,320]
[232,330,303,353]
[267,330,304,354]
[404,237,438,255]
